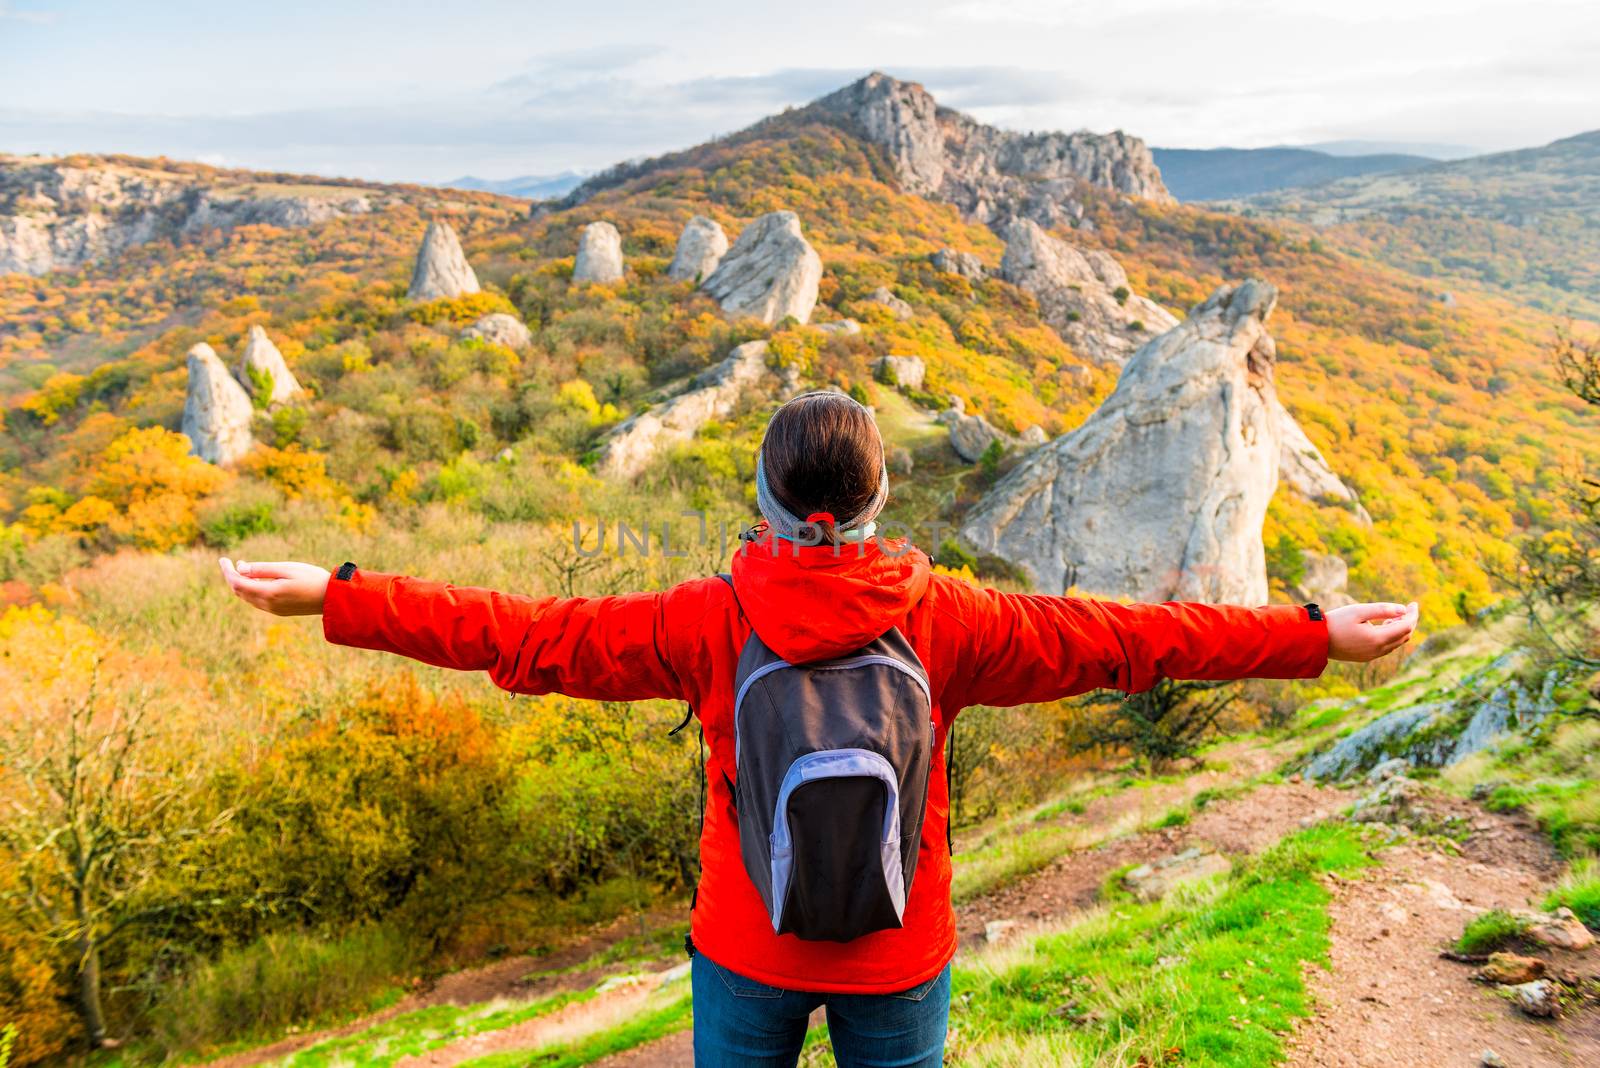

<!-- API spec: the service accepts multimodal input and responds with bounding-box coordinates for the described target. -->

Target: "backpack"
[727,578,935,942]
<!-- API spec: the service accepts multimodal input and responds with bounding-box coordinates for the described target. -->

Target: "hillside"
[1152,145,1431,201]
[0,72,1597,1064]
[1227,130,1600,317]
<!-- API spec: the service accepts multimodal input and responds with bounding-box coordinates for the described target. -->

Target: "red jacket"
[322,536,1327,994]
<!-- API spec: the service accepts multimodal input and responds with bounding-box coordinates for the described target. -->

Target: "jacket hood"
[728,531,931,663]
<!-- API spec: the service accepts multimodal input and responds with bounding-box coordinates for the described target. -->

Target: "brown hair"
[760,392,884,538]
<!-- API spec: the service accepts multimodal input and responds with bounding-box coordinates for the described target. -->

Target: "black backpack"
[728,594,934,942]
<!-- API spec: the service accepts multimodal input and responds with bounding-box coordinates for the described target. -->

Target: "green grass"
[1443,717,1600,857]
[949,824,1377,1068]
[1454,909,1531,956]
[457,994,691,1068]
[1544,859,1600,930]
[267,988,590,1068]
[1156,807,1191,828]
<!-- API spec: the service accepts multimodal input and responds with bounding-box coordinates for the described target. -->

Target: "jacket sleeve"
[935,580,1328,710]
[321,568,686,702]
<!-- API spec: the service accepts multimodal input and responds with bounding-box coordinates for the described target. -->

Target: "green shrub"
[200,501,279,546]
[1544,859,1600,930]
[1455,909,1530,955]
[150,924,414,1057]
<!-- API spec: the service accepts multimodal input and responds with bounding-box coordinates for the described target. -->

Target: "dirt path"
[395,965,688,1068]
[955,778,1352,944]
[199,906,686,1068]
[1286,792,1599,1067]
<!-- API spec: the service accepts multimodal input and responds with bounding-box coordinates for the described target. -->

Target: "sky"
[2,0,1596,183]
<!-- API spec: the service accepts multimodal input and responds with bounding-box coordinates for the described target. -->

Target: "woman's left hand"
[1326,601,1419,662]
[219,558,330,616]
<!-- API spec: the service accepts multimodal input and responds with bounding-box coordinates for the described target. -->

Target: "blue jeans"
[690,953,950,1067]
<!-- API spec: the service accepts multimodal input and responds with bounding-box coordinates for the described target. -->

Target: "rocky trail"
[1287,786,1599,1067]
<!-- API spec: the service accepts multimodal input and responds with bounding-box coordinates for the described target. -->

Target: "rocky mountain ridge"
[565,72,1170,230]
[0,154,386,277]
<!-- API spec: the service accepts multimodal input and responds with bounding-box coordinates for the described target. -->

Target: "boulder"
[1274,396,1371,523]
[1294,551,1355,609]
[887,445,914,475]
[596,341,776,479]
[1527,908,1595,951]
[1348,775,1423,824]
[407,220,480,302]
[573,221,624,283]
[947,411,1005,463]
[872,354,926,391]
[667,215,728,282]
[931,247,985,279]
[235,326,303,405]
[815,319,862,336]
[1122,848,1231,902]
[1000,218,1178,366]
[1366,757,1410,784]
[182,343,255,465]
[1478,953,1546,985]
[1509,979,1559,1018]
[961,280,1282,601]
[866,285,913,321]
[700,211,822,325]
[461,312,532,350]
[1019,425,1048,447]
[984,919,1021,944]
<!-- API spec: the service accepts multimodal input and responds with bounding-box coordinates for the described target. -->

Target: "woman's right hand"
[219,558,331,616]
[1326,601,1419,662]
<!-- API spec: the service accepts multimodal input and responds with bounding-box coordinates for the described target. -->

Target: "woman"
[221,390,1417,1067]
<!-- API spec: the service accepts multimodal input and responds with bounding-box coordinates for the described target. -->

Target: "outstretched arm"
[936,579,1417,710]
[219,558,686,702]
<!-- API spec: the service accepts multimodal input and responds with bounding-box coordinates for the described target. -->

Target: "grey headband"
[755,392,890,539]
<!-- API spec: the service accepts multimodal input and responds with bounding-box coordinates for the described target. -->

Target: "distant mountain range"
[1152,146,1434,201]
[1225,129,1600,316]
[438,171,589,200]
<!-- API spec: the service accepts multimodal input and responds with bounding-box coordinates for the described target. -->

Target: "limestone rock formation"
[182,343,255,465]
[700,212,822,325]
[236,326,303,406]
[1274,395,1370,523]
[931,247,985,279]
[407,221,480,301]
[667,215,728,282]
[597,341,777,479]
[810,73,1172,226]
[866,286,913,320]
[573,221,624,284]
[1293,552,1355,609]
[961,280,1284,601]
[1001,218,1177,365]
[1019,425,1048,448]
[872,354,926,391]
[0,154,377,276]
[461,312,532,350]
[815,318,861,336]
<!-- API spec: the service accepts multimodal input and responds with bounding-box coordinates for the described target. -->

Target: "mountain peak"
[804,70,1172,223]
[567,72,1170,227]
